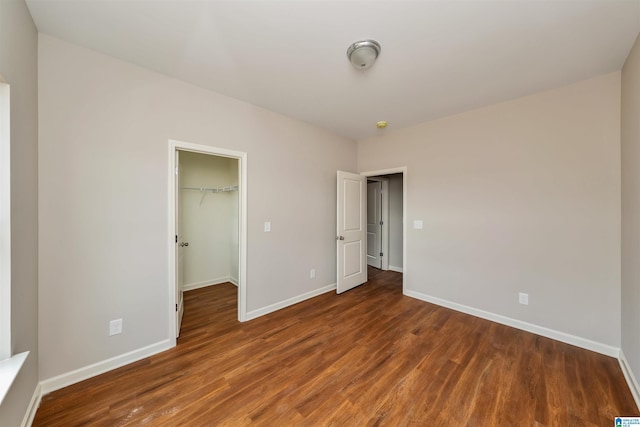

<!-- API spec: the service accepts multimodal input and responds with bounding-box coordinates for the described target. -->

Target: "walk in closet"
[179,151,239,290]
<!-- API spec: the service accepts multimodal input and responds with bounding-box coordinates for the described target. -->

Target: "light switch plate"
[413,220,423,229]
[109,318,123,336]
[264,221,271,232]
[519,293,529,305]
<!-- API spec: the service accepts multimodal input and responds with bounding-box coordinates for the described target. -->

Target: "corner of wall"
[621,31,640,413]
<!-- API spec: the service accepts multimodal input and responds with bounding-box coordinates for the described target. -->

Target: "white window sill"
[0,351,29,405]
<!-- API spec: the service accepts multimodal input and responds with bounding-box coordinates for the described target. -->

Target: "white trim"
[360,167,407,293]
[183,277,233,291]
[388,265,403,273]
[0,351,28,405]
[177,292,184,334]
[404,289,619,357]
[20,382,41,427]
[362,167,407,177]
[40,340,171,394]
[169,140,248,349]
[229,277,239,287]
[619,349,640,410]
[245,283,336,321]
[0,81,10,360]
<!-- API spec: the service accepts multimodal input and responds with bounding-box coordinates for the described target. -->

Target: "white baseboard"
[245,283,336,321]
[229,277,238,287]
[21,383,41,427]
[40,340,171,395]
[404,289,619,358]
[183,277,231,291]
[388,265,403,273]
[619,349,640,410]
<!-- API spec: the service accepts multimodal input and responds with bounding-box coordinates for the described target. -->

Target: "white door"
[175,150,185,337]
[337,171,367,293]
[367,181,382,268]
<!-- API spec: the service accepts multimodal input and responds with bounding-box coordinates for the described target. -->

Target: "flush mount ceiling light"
[347,39,381,70]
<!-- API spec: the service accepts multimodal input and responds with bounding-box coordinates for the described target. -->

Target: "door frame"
[168,139,248,346]
[361,167,407,292]
[0,80,10,360]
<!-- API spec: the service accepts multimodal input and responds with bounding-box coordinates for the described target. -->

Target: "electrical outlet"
[518,293,529,305]
[310,269,316,279]
[413,220,423,229]
[264,221,271,232]
[109,318,123,336]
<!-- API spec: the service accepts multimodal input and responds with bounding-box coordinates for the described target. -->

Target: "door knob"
[336,236,344,240]
[179,242,189,247]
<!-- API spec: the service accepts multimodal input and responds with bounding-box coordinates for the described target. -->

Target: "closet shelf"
[182,185,238,206]
[182,185,238,193]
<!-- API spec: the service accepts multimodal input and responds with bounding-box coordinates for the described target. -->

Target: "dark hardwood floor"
[34,267,638,426]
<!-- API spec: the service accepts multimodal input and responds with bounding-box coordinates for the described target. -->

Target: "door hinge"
[176,304,178,312]
[175,166,179,175]
[176,235,178,243]
[380,252,384,257]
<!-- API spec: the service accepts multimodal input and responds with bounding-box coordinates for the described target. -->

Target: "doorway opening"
[363,168,406,294]
[168,140,247,347]
[366,173,403,274]
[366,177,388,270]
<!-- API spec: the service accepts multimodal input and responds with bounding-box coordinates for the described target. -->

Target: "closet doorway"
[179,152,239,288]
[168,140,247,346]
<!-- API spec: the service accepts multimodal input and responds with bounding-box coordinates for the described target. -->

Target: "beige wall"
[358,72,622,347]
[38,34,356,381]
[179,152,238,287]
[622,33,640,393]
[0,0,39,425]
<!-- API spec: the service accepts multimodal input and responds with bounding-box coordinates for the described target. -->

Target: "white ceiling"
[25,0,640,140]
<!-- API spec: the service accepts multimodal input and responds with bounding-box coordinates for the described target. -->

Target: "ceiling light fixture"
[347,39,381,70]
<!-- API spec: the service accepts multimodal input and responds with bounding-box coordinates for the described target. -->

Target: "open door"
[175,150,185,337]
[337,171,367,293]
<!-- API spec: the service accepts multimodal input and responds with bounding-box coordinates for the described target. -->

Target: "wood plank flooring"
[33,267,638,426]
